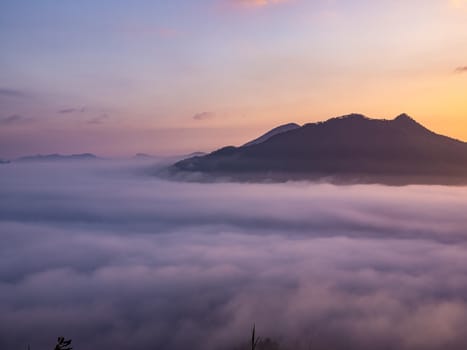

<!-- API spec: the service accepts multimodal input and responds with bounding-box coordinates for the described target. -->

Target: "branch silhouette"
[54,336,72,350]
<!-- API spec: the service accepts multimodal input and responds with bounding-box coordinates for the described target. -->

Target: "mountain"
[243,123,300,147]
[169,114,467,185]
[17,153,98,162]
[134,152,207,161]
[185,151,207,158]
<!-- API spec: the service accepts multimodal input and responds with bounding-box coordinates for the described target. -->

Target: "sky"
[3,160,467,350]
[1,0,467,158]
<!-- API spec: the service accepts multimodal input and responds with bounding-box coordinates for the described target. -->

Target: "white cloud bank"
[1,161,467,349]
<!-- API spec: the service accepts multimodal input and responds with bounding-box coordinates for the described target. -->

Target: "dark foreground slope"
[168,114,467,185]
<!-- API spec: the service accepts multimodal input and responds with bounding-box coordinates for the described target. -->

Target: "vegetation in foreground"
[48,325,285,350]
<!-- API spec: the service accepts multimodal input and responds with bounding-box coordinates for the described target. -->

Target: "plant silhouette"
[54,336,72,350]
[251,324,261,350]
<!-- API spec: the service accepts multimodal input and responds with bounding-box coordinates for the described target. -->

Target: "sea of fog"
[2,160,467,350]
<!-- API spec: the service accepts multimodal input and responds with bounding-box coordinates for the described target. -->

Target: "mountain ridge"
[16,153,98,162]
[243,122,301,147]
[167,114,467,185]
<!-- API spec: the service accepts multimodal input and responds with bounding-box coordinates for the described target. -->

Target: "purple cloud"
[0,114,33,125]
[58,107,86,114]
[233,0,290,7]
[193,112,215,121]
[0,88,29,99]
[2,161,467,350]
[87,113,109,125]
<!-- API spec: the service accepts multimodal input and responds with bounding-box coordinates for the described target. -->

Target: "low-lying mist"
[1,160,467,350]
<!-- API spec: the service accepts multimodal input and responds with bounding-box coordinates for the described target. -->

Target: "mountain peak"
[341,113,368,119]
[392,113,427,130]
[171,113,467,184]
[394,113,415,123]
[330,113,369,122]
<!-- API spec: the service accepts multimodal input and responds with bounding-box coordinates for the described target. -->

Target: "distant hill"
[134,152,207,161]
[168,114,467,185]
[243,123,300,147]
[184,151,207,158]
[16,153,98,162]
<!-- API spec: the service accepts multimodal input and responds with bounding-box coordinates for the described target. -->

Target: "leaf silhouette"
[54,336,72,350]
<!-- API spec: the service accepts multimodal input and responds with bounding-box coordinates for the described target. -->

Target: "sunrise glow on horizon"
[4,3,467,349]
[1,0,467,158]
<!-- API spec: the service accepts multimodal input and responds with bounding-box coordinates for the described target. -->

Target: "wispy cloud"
[87,113,109,125]
[233,0,291,7]
[0,114,33,125]
[3,164,467,350]
[192,112,215,121]
[455,66,467,73]
[0,88,29,99]
[58,107,86,114]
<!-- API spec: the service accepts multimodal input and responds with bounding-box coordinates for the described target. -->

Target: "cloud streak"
[2,161,467,350]
[87,113,109,125]
[0,114,34,125]
[455,66,467,73]
[0,88,29,99]
[58,107,86,114]
[234,0,291,7]
[192,112,215,121]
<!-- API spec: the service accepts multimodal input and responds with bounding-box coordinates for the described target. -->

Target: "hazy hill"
[16,153,98,162]
[169,114,467,185]
[243,123,300,147]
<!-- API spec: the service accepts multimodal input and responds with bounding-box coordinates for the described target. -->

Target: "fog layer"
[1,161,467,350]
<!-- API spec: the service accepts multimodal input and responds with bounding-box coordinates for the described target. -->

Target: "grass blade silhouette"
[251,324,261,350]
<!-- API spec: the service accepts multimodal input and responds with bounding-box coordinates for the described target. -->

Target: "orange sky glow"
[0,0,466,157]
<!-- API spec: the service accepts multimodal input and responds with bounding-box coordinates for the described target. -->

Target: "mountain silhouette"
[243,122,300,147]
[17,153,98,162]
[169,114,467,185]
